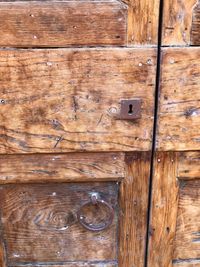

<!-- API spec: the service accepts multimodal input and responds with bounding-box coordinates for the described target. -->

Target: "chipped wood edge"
[148,152,179,267]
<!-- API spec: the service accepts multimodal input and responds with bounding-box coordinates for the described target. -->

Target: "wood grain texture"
[0,183,118,264]
[191,2,200,45]
[173,261,200,267]
[119,152,150,267]
[178,152,200,179]
[10,263,117,267]
[162,0,197,45]
[0,235,6,267]
[0,153,125,184]
[148,152,179,267]
[157,48,200,151]
[0,1,127,47]
[123,0,159,45]
[0,0,160,47]
[0,48,156,153]
[173,179,200,261]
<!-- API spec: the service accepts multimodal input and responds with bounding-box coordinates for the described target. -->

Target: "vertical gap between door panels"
[144,0,164,266]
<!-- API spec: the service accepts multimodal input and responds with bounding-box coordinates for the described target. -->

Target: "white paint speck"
[170,58,175,64]
[139,63,143,67]
[47,62,52,66]
[33,35,37,39]
[52,192,57,196]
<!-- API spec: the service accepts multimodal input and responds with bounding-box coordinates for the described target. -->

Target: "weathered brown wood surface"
[148,152,179,267]
[191,2,200,45]
[11,264,117,267]
[0,48,156,153]
[123,0,159,45]
[162,0,198,45]
[178,152,200,179]
[0,0,160,47]
[173,262,200,267]
[149,152,200,267]
[0,1,127,47]
[173,179,200,261]
[0,153,125,184]
[119,152,150,267]
[0,182,118,264]
[157,48,200,151]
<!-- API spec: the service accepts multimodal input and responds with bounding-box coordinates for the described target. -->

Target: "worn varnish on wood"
[148,152,200,267]
[119,152,151,267]
[0,0,159,47]
[0,48,156,153]
[157,47,200,151]
[162,0,200,45]
[0,183,118,264]
[0,1,127,47]
[0,153,125,184]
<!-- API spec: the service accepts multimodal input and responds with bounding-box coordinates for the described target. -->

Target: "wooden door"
[148,1,200,266]
[0,1,160,267]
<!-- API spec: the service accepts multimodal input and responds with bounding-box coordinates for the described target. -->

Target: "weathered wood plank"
[119,152,150,267]
[0,183,118,263]
[191,2,200,45]
[178,152,200,179]
[162,0,197,45]
[0,1,127,47]
[0,153,125,184]
[148,152,179,267]
[0,48,156,153]
[10,263,117,267]
[0,0,160,47]
[173,261,200,267]
[173,179,200,261]
[0,236,6,267]
[123,0,159,45]
[157,48,200,151]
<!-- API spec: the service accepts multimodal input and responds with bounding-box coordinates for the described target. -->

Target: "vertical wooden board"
[0,239,6,267]
[119,152,151,267]
[148,152,179,267]
[0,183,118,263]
[173,179,200,261]
[157,47,200,151]
[0,1,127,47]
[162,0,197,45]
[0,48,156,153]
[123,0,159,45]
[191,2,200,45]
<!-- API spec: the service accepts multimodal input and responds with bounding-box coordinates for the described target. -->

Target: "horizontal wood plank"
[0,48,156,153]
[157,48,200,151]
[0,153,125,184]
[10,263,117,267]
[0,1,127,47]
[0,183,118,263]
[173,179,200,261]
[178,152,200,179]
[173,261,200,267]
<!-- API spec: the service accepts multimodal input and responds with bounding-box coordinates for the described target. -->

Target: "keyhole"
[128,104,133,115]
